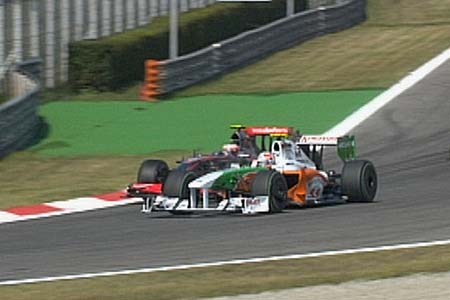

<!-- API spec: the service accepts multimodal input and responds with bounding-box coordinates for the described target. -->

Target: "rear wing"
[246,126,294,137]
[229,125,294,137]
[296,135,356,161]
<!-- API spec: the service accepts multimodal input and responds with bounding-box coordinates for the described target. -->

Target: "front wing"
[142,194,270,215]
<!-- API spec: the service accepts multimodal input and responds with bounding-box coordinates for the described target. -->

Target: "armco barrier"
[141,0,366,99]
[0,59,41,158]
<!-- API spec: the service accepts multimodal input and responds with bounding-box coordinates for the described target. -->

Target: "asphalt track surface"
[1,62,450,282]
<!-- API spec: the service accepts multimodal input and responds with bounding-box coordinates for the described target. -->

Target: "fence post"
[138,0,148,25]
[0,0,4,69]
[286,0,294,17]
[169,0,178,59]
[126,0,136,29]
[45,0,55,87]
[180,0,188,12]
[114,0,124,33]
[29,0,39,57]
[160,0,168,16]
[87,0,99,39]
[60,0,70,82]
[102,0,112,36]
[12,0,22,62]
[73,0,83,40]
[318,6,327,34]
[212,43,222,75]
[146,0,151,18]
[150,0,158,17]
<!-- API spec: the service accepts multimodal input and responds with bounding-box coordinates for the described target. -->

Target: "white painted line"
[325,47,450,136]
[1,239,450,286]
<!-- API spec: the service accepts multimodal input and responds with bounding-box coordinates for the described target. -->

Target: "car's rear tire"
[341,160,377,202]
[163,170,196,199]
[251,170,288,213]
[137,159,169,183]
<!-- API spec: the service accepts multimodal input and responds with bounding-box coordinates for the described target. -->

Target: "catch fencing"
[141,0,366,98]
[0,58,41,158]
[0,0,216,88]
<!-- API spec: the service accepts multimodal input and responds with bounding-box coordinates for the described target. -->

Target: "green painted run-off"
[33,90,382,156]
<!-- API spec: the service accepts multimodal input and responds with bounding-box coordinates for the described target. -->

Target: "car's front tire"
[137,159,169,183]
[163,170,196,199]
[251,170,288,213]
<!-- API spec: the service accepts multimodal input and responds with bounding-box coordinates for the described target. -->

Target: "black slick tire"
[137,159,169,183]
[251,170,288,213]
[163,170,196,199]
[341,160,377,202]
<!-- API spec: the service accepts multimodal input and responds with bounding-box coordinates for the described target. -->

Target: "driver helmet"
[256,151,274,167]
[223,143,240,154]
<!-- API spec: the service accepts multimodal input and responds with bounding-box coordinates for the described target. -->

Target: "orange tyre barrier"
[140,59,162,101]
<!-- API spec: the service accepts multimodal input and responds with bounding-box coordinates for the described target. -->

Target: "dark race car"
[126,125,296,200]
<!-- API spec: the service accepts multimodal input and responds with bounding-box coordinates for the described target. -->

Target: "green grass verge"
[175,0,450,96]
[2,245,450,300]
[368,0,450,26]
[33,90,381,157]
[0,151,188,209]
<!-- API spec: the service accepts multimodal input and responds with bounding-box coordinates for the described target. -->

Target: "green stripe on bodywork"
[211,167,266,190]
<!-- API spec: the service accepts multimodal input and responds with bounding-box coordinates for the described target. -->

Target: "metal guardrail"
[0,59,41,158]
[141,0,366,98]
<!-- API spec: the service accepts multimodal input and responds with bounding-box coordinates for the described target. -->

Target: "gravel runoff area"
[206,272,450,300]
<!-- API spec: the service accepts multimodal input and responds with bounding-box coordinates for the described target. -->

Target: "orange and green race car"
[129,126,377,215]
